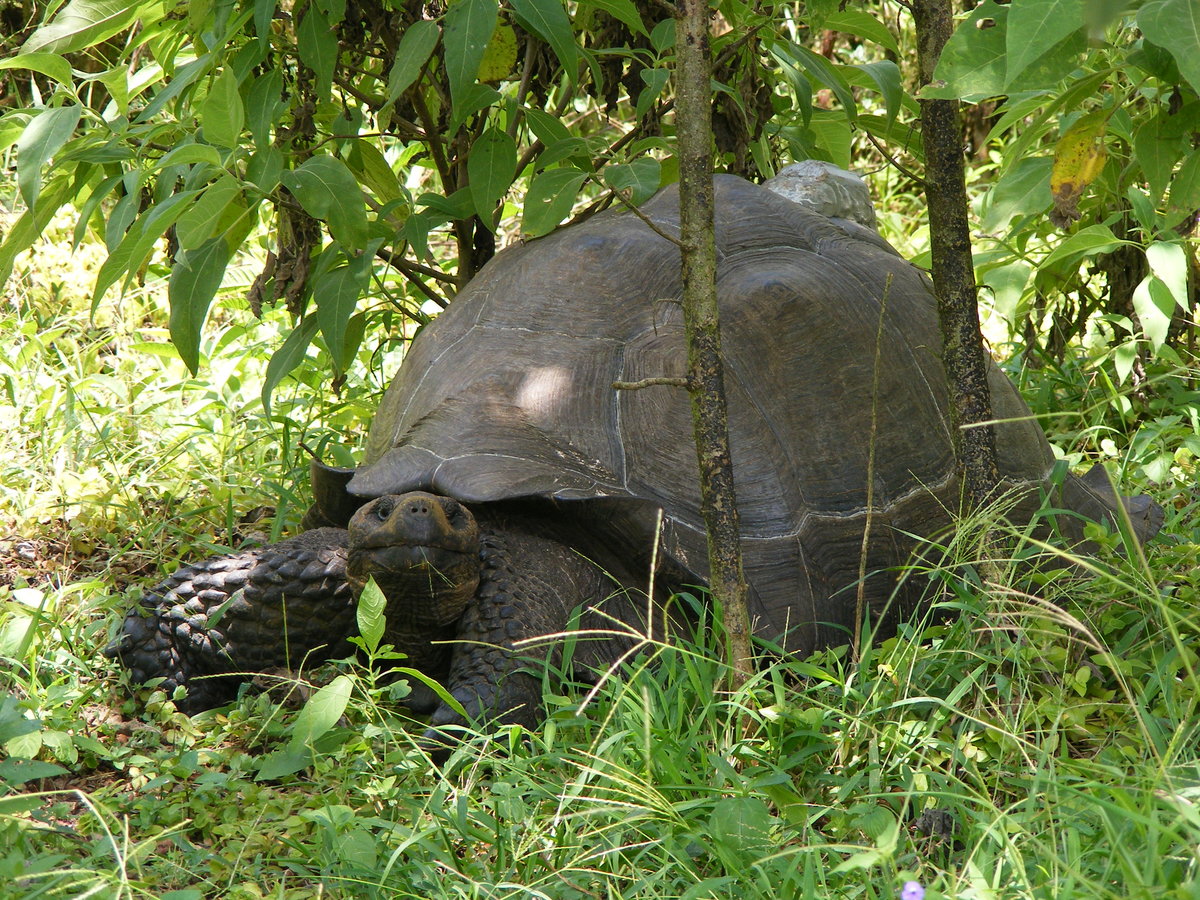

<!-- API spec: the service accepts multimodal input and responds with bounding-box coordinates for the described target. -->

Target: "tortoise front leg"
[427,527,639,733]
[107,528,357,713]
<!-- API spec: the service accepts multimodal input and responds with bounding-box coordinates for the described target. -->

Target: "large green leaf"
[287,675,353,750]
[314,259,370,372]
[385,20,440,103]
[298,6,337,96]
[15,105,80,210]
[262,315,321,413]
[1139,0,1200,98]
[603,158,660,205]
[199,68,244,150]
[467,126,517,224]
[0,53,74,86]
[1133,113,1185,204]
[169,236,232,374]
[778,43,856,121]
[509,0,577,78]
[443,0,498,118]
[926,0,1008,100]
[92,189,198,310]
[356,577,386,654]
[522,166,586,237]
[23,0,142,54]
[175,175,242,250]
[1006,0,1084,88]
[281,155,368,248]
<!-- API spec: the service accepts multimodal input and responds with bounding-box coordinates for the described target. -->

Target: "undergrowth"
[1,210,1198,900]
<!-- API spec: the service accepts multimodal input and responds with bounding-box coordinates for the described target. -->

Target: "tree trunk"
[912,0,1001,507]
[674,0,754,686]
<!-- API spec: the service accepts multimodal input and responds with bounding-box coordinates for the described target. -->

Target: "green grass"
[1,210,1199,899]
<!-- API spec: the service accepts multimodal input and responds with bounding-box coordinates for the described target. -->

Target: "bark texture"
[674,0,753,684]
[913,0,1001,507]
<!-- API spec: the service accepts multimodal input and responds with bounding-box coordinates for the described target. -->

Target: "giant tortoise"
[109,169,1161,730]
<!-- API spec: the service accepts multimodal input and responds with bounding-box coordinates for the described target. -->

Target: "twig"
[854,272,893,656]
[610,189,684,247]
[612,377,690,390]
[864,130,925,187]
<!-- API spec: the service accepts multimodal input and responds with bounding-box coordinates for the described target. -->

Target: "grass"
[1,209,1199,899]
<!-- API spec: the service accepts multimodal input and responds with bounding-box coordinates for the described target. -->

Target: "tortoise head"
[346,492,481,628]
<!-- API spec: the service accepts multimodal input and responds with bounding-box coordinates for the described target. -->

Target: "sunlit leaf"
[23,0,142,54]
[169,236,232,374]
[199,68,244,150]
[356,577,386,654]
[522,166,586,237]
[0,52,74,86]
[281,155,368,248]
[16,105,81,210]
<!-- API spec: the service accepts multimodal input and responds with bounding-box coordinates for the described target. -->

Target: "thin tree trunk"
[674,0,754,686]
[912,0,1001,507]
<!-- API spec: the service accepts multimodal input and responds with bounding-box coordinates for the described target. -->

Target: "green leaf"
[282,155,368,248]
[92,190,198,310]
[314,260,369,371]
[443,0,499,118]
[467,126,517,224]
[1166,150,1200,224]
[853,60,901,126]
[510,0,577,78]
[199,68,244,150]
[1037,224,1127,278]
[356,577,386,654]
[603,157,661,205]
[824,9,898,53]
[298,6,338,96]
[1145,241,1189,312]
[775,42,856,120]
[287,675,353,750]
[927,0,1008,101]
[16,105,81,210]
[246,67,285,148]
[1133,274,1176,352]
[169,236,232,374]
[522,166,586,237]
[263,316,321,414]
[980,156,1053,231]
[578,0,645,36]
[1133,113,1184,204]
[176,175,242,251]
[636,67,670,120]
[0,758,68,786]
[256,748,312,780]
[1138,0,1200,98]
[23,0,141,54]
[153,143,223,171]
[385,20,440,103]
[0,52,73,86]
[1006,0,1084,88]
[349,140,403,204]
[524,106,572,144]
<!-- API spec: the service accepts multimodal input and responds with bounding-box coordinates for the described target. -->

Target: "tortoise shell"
[341,174,1120,653]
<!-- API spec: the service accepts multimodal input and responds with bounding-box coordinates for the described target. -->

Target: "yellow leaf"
[477,22,518,83]
[1050,115,1108,227]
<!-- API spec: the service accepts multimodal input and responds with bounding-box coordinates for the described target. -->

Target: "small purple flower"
[900,882,925,900]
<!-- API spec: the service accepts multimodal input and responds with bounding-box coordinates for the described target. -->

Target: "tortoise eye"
[374,497,394,521]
